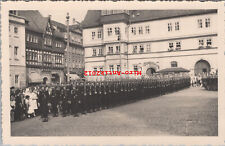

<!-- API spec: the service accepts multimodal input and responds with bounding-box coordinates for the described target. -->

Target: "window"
[109,65,114,72]
[93,67,97,71]
[199,39,204,47]
[108,46,113,54]
[139,45,144,53]
[14,46,18,56]
[10,10,17,15]
[133,45,137,54]
[98,30,102,38]
[116,46,120,54]
[107,28,112,36]
[92,32,95,40]
[206,38,212,46]
[15,75,19,84]
[146,44,151,52]
[171,61,178,67]
[134,65,138,71]
[131,27,136,35]
[198,19,203,28]
[175,22,179,31]
[115,27,120,35]
[205,18,210,28]
[93,48,96,56]
[168,23,172,31]
[145,26,150,34]
[99,48,103,56]
[34,36,38,43]
[26,34,30,42]
[138,27,143,34]
[100,67,103,71]
[176,42,181,50]
[169,42,174,49]
[117,65,121,71]
[14,27,18,34]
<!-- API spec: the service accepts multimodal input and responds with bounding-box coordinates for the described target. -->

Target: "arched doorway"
[43,77,48,85]
[194,60,211,75]
[52,74,60,84]
[146,68,156,76]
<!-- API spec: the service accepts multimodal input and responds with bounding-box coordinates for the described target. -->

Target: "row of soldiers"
[37,75,191,122]
[202,75,218,91]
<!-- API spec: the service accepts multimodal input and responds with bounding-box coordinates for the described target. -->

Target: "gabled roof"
[82,9,217,28]
[17,10,48,33]
[51,20,67,32]
[51,20,82,35]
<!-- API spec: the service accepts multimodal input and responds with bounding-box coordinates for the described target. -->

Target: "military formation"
[202,75,218,91]
[11,74,191,122]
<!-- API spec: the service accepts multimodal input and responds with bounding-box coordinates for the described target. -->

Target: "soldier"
[40,86,49,122]
[71,85,78,117]
[82,82,88,114]
[94,82,100,111]
[51,87,58,117]
[67,85,72,115]
[103,81,108,109]
[99,81,105,110]
[61,86,68,117]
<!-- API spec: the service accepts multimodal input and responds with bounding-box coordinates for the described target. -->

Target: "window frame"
[145,26,150,34]
[139,45,144,53]
[198,19,203,28]
[92,32,95,40]
[168,23,172,32]
[14,46,18,56]
[205,18,210,28]
[138,26,143,35]
[171,61,178,68]
[206,38,212,47]
[107,28,112,36]
[133,45,137,54]
[175,22,180,31]
[92,48,97,56]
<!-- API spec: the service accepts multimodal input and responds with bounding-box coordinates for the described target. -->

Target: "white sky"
[39,10,88,25]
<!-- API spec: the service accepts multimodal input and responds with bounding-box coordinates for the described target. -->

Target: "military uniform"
[40,87,49,122]
[51,87,60,117]
[61,86,68,117]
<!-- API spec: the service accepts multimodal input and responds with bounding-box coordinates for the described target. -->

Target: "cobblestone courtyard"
[11,87,218,136]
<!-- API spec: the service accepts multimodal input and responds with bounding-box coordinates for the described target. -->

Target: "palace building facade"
[82,10,218,81]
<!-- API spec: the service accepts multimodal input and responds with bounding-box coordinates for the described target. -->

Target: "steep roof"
[51,20,67,32]
[52,20,82,35]
[17,10,48,33]
[82,9,217,28]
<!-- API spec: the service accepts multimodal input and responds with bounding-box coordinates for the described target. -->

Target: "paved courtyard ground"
[11,87,218,136]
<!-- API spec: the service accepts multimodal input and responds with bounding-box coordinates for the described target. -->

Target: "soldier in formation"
[11,74,192,122]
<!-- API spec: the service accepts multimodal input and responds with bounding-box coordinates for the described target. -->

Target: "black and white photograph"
[1,2,223,145]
